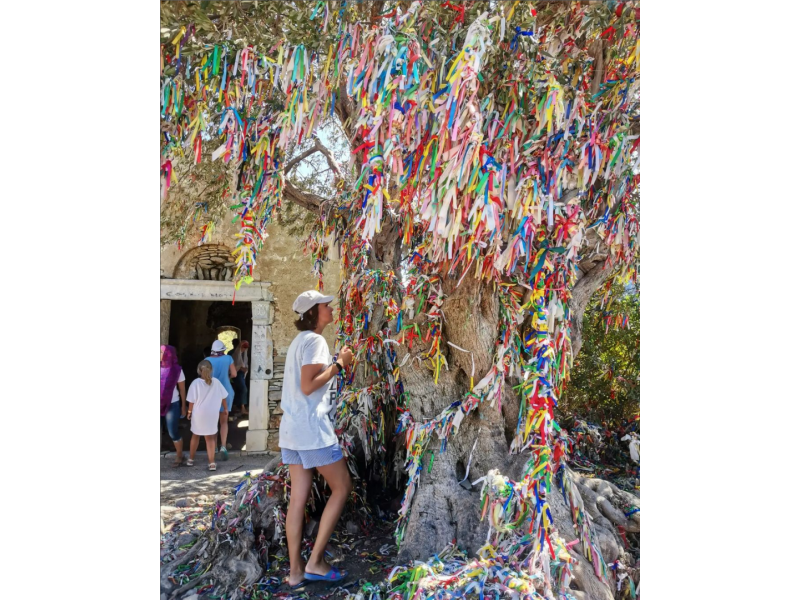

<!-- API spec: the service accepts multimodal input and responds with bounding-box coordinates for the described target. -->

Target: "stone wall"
[174,245,237,281]
[161,219,340,355]
[266,354,285,452]
[161,214,340,452]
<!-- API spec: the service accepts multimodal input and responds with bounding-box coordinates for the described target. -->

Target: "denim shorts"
[165,401,182,442]
[281,444,343,469]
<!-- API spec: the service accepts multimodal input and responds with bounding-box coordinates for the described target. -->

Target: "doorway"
[163,300,253,451]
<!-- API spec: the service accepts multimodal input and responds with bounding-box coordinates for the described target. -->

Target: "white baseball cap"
[293,290,335,315]
[211,340,226,352]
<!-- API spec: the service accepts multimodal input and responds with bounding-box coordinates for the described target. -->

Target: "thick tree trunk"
[571,259,613,357]
[395,273,515,559]
[390,262,626,600]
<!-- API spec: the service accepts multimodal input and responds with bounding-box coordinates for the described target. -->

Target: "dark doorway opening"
[162,300,253,452]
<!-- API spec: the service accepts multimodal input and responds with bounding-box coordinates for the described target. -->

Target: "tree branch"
[283,138,341,180]
[283,180,328,212]
[312,136,344,182]
[589,39,606,96]
[281,135,344,213]
[284,144,321,173]
[570,261,611,357]
[334,78,361,141]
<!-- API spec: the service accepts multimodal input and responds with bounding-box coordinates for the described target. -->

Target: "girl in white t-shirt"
[279,291,354,587]
[186,360,229,471]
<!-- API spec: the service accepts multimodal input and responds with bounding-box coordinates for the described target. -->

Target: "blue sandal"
[304,567,348,583]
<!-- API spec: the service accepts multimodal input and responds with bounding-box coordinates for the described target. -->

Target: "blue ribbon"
[510,27,534,52]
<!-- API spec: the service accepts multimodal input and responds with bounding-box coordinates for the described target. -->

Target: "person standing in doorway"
[160,345,187,468]
[207,339,236,460]
[231,339,250,418]
[280,291,354,587]
[186,360,228,471]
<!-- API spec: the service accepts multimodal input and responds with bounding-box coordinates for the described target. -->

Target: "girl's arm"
[300,363,340,396]
[300,346,353,396]
[187,402,194,419]
[228,362,237,379]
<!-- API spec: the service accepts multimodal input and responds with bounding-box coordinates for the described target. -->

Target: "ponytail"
[197,360,213,385]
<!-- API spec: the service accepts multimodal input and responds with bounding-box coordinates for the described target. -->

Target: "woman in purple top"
[160,345,187,467]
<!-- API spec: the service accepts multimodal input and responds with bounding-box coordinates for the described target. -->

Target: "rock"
[177,533,196,546]
[305,519,319,538]
[175,498,194,508]
[220,268,228,280]
[264,454,283,473]
[195,265,204,280]
[346,520,360,535]
[199,260,213,268]
[202,268,211,279]
[210,268,220,279]
[595,527,621,564]
[182,595,199,600]
[274,402,284,415]
[225,269,234,281]
[225,262,235,267]
[210,256,226,264]
[268,391,282,400]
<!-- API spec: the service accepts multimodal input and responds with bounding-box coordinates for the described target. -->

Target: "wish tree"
[160,2,640,599]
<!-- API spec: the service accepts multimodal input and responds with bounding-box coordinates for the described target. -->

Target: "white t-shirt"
[171,369,186,403]
[186,377,228,436]
[278,331,338,450]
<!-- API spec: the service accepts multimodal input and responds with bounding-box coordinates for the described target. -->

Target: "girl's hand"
[339,346,354,367]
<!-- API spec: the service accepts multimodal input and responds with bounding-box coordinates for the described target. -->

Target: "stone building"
[160,217,340,452]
